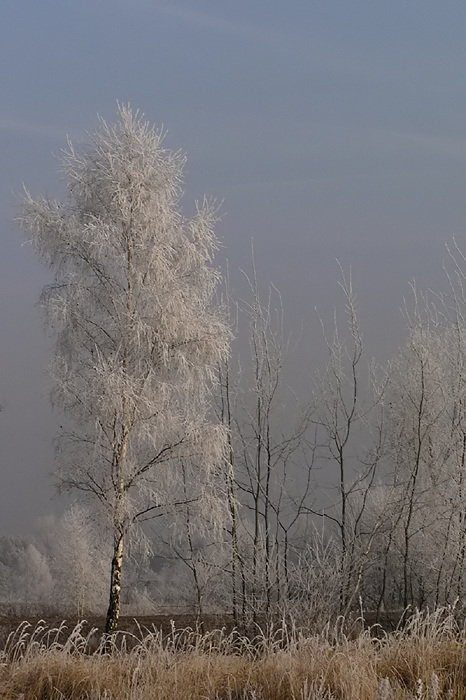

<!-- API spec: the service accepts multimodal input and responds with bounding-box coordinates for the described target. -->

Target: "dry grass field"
[0,609,465,699]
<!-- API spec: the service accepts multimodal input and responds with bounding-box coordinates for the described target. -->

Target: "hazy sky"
[2,1,466,533]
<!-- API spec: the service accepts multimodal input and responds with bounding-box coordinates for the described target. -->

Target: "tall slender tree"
[19,106,231,633]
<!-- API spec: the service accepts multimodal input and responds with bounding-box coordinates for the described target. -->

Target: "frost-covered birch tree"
[369,270,466,610]
[310,270,385,612]
[19,106,231,633]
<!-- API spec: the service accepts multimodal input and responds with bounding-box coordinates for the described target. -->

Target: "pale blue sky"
[2,1,466,532]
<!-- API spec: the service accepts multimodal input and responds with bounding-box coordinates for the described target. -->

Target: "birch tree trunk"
[106,532,124,634]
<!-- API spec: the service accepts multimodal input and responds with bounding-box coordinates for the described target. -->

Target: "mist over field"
[3,3,466,668]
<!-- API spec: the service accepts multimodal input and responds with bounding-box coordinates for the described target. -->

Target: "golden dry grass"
[0,610,465,699]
